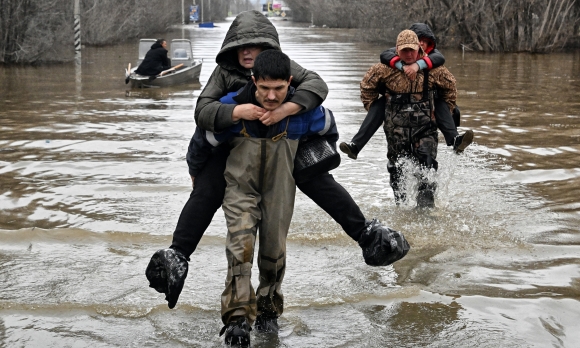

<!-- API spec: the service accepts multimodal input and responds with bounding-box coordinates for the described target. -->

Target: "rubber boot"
[416,182,436,208]
[387,160,405,204]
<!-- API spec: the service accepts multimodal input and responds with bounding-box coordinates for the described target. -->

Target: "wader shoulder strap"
[271,118,290,142]
[240,120,251,138]
[422,69,429,101]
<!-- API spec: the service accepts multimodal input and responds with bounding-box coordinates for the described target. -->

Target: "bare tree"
[284,0,311,22]
[2,0,578,63]
[0,0,72,63]
[81,0,180,46]
[0,0,232,64]
[420,0,579,52]
[285,0,580,52]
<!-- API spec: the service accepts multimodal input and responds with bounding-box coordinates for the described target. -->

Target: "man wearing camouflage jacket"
[359,29,457,208]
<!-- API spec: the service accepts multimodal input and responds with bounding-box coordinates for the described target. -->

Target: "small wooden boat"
[126,39,203,88]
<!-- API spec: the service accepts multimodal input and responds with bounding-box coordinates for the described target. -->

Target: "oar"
[160,63,184,76]
[148,64,185,81]
[124,63,131,84]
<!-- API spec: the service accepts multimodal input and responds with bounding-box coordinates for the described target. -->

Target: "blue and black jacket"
[186,81,338,177]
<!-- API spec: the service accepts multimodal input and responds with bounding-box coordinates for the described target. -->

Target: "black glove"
[145,248,189,309]
[358,219,410,266]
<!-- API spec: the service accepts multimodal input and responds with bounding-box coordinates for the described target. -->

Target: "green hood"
[216,10,281,71]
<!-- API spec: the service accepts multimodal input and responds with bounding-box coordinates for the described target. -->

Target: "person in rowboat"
[134,38,171,76]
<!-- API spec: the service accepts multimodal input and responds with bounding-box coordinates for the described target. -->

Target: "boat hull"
[128,60,202,88]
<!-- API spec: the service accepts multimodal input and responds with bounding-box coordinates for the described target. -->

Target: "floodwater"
[1,17,580,348]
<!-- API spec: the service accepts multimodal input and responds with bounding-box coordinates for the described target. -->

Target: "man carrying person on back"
[146,10,410,320]
[184,49,409,346]
[199,49,335,346]
[359,29,458,208]
[340,23,473,160]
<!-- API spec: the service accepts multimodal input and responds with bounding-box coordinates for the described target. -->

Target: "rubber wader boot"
[220,317,252,347]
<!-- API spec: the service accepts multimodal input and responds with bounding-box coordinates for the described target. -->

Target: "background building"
[260,0,291,18]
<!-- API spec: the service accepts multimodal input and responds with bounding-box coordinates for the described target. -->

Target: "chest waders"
[220,125,298,327]
[384,70,438,208]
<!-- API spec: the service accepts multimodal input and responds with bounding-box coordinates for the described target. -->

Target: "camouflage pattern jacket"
[360,63,457,113]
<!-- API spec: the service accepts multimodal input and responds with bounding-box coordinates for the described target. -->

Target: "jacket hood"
[216,10,281,71]
[150,42,164,50]
[409,23,437,51]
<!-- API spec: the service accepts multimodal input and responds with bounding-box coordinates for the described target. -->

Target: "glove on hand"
[358,219,410,266]
[145,248,189,309]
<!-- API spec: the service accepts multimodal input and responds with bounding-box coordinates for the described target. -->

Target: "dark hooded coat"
[135,42,171,76]
[194,10,328,132]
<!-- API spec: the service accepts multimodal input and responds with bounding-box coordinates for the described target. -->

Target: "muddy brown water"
[1,18,579,347]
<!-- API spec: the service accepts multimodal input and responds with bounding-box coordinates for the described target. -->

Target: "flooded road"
[1,18,580,347]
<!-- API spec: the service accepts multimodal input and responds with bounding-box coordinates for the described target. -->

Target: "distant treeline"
[0,0,230,64]
[286,0,580,52]
[3,0,579,64]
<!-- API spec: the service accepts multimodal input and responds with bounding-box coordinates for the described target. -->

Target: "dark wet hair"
[252,50,291,81]
[156,38,166,45]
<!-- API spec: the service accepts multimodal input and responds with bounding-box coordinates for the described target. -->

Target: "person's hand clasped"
[260,108,287,126]
[232,104,266,122]
[403,63,419,81]
[260,102,301,126]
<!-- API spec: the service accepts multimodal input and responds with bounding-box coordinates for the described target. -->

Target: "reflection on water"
[1,19,579,347]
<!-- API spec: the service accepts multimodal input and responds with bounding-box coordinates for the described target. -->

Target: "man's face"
[252,76,292,111]
[399,48,419,65]
[237,45,263,69]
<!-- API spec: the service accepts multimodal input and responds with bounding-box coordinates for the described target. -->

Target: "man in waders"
[359,29,457,208]
[177,49,409,346]
[192,50,310,346]
[217,50,315,346]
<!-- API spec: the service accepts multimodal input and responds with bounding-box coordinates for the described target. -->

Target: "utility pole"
[182,0,184,24]
[74,0,81,54]
[73,0,82,97]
